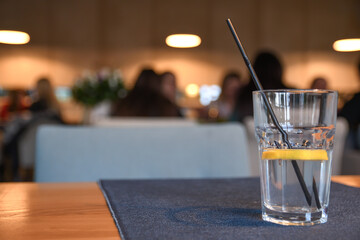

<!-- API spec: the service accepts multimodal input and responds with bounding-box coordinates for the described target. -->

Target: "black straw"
[226,18,319,208]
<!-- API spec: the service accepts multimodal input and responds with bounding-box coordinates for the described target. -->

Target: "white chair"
[19,118,61,170]
[340,122,360,175]
[332,117,348,175]
[342,149,360,174]
[92,117,197,127]
[243,116,260,176]
[357,125,360,148]
[35,123,251,182]
[243,116,349,176]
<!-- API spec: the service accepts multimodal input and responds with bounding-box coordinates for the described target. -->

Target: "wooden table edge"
[331,175,360,188]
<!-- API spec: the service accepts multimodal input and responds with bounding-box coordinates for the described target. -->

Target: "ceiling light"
[333,38,360,52]
[166,34,201,48]
[0,30,30,45]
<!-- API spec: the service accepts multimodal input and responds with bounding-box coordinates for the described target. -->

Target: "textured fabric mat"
[99,178,360,240]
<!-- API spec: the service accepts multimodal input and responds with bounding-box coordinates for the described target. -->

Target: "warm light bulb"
[0,30,30,45]
[333,38,360,52]
[185,83,199,97]
[166,34,201,48]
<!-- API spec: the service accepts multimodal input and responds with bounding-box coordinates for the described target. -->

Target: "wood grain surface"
[331,175,360,188]
[0,182,119,240]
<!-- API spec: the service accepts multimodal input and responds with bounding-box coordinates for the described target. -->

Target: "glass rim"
[253,89,337,94]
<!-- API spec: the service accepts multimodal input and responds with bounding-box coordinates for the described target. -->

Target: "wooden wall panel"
[0,0,359,92]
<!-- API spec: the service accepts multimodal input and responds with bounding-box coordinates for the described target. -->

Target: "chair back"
[332,117,348,175]
[92,117,196,127]
[35,123,251,182]
[243,116,260,176]
[18,118,60,169]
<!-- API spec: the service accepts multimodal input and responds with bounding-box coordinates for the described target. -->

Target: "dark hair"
[112,68,181,117]
[219,71,241,100]
[8,89,24,112]
[253,51,285,89]
[134,69,160,93]
[160,71,175,80]
[221,72,241,90]
[310,77,328,89]
[232,51,287,122]
[34,77,60,112]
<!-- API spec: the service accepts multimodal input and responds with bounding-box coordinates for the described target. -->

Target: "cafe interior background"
[0,0,359,182]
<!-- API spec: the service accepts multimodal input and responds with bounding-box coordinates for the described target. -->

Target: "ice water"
[256,126,335,225]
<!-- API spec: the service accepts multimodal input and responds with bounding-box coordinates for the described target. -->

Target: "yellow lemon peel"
[262,149,328,161]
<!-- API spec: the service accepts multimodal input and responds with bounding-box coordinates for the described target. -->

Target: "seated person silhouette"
[112,68,181,117]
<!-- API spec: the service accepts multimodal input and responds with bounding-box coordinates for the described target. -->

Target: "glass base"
[262,206,328,226]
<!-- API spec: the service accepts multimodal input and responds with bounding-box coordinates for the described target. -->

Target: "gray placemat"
[99,178,360,240]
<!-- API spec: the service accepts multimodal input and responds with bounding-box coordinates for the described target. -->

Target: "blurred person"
[2,77,63,181]
[339,57,360,149]
[0,89,28,122]
[252,50,287,89]
[29,77,61,117]
[160,71,177,103]
[112,68,182,117]
[310,77,328,90]
[201,71,243,121]
[216,71,243,120]
[232,51,288,122]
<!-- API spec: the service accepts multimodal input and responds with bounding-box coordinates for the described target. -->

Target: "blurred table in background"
[332,175,360,188]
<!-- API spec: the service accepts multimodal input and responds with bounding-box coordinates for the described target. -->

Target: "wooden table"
[1,176,359,240]
[0,182,118,240]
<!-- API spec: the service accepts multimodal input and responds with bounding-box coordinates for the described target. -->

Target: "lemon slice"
[262,149,328,161]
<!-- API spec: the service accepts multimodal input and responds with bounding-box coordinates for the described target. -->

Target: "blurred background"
[0,0,359,119]
[0,0,359,181]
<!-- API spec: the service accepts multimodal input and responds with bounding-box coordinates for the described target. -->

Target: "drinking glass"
[253,89,338,226]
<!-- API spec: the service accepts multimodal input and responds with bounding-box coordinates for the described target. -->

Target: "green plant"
[71,69,126,106]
